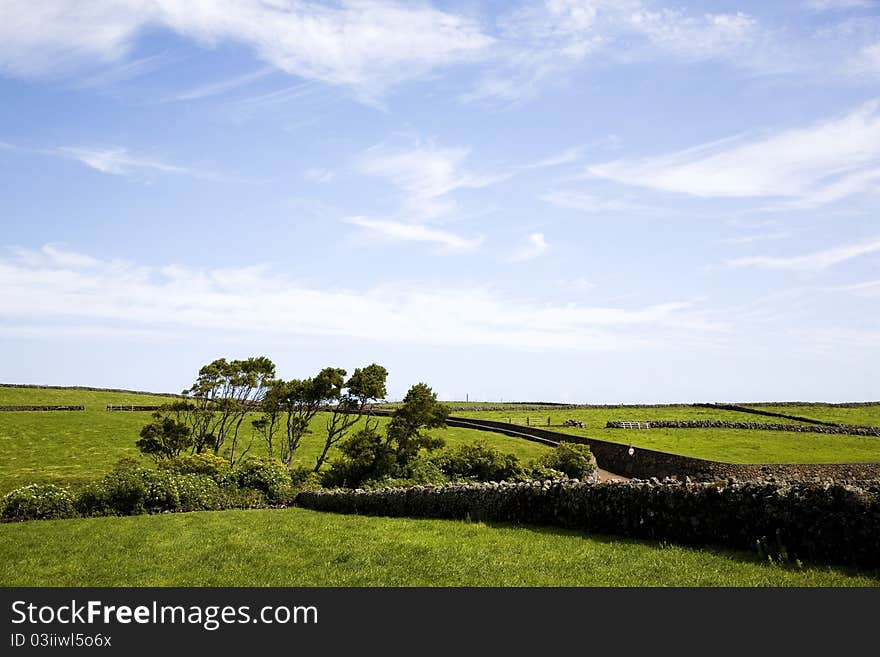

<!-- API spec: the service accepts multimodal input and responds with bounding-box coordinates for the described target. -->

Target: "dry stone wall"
[605,419,880,436]
[296,477,880,568]
[0,405,85,411]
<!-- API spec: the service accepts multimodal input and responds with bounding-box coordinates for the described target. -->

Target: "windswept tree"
[385,382,448,465]
[278,367,346,470]
[143,356,276,466]
[136,414,192,460]
[252,378,286,458]
[314,363,388,473]
[326,381,446,487]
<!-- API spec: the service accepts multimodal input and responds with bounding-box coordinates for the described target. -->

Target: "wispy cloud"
[356,142,506,221]
[0,244,723,351]
[162,67,272,102]
[716,232,792,246]
[304,168,335,184]
[0,0,493,102]
[830,279,880,297]
[540,189,652,214]
[588,100,880,207]
[806,0,873,11]
[58,146,191,178]
[9,243,101,269]
[466,1,773,105]
[345,217,483,253]
[509,233,548,262]
[726,237,880,271]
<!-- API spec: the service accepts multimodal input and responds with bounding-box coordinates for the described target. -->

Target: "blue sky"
[1,0,878,402]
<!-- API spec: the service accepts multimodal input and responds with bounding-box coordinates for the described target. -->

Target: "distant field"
[0,387,549,493]
[0,387,180,407]
[2,386,879,493]
[1,508,876,586]
[455,406,880,464]
[745,404,880,427]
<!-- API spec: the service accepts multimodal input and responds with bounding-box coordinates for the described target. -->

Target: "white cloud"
[856,42,880,75]
[345,217,482,253]
[626,9,759,63]
[831,279,880,297]
[0,244,722,351]
[9,243,101,269]
[0,0,493,101]
[356,142,505,221]
[716,232,792,246]
[807,0,873,11]
[540,189,651,214]
[467,1,771,104]
[726,237,880,271]
[588,101,880,207]
[59,146,190,178]
[509,233,549,262]
[304,168,335,184]
[163,67,272,102]
[522,147,582,170]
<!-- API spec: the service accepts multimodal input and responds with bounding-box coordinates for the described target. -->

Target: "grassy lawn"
[0,388,550,493]
[0,508,876,586]
[455,408,880,464]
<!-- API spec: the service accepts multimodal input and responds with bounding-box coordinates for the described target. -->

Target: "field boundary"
[605,419,880,436]
[0,405,85,411]
[0,383,185,399]
[694,403,840,427]
[296,479,880,569]
[446,417,880,481]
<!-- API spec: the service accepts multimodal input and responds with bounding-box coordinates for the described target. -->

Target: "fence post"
[526,417,530,426]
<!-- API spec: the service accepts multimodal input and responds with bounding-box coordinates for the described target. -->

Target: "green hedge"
[296,478,880,569]
[1,457,297,522]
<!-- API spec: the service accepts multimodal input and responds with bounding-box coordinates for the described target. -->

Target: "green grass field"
[744,404,880,426]
[3,388,879,494]
[1,508,876,586]
[455,407,880,464]
[2,386,878,587]
[0,387,550,493]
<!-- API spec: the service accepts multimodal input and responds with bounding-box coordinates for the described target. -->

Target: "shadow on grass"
[453,517,880,583]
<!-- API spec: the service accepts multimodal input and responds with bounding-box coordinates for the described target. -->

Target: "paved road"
[597,468,629,482]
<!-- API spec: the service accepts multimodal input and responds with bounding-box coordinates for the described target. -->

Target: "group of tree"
[136,357,447,479]
[135,355,595,490]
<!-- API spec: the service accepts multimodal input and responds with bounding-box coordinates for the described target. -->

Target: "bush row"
[606,419,880,436]
[296,478,880,569]
[0,456,302,522]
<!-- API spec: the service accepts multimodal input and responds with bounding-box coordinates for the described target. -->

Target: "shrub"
[433,441,525,482]
[137,413,193,460]
[232,458,291,502]
[94,467,181,515]
[324,427,397,488]
[74,481,112,517]
[98,467,150,515]
[158,453,231,481]
[142,470,181,512]
[290,466,324,491]
[532,443,597,481]
[174,474,222,511]
[403,458,449,485]
[528,465,568,481]
[1,484,76,521]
